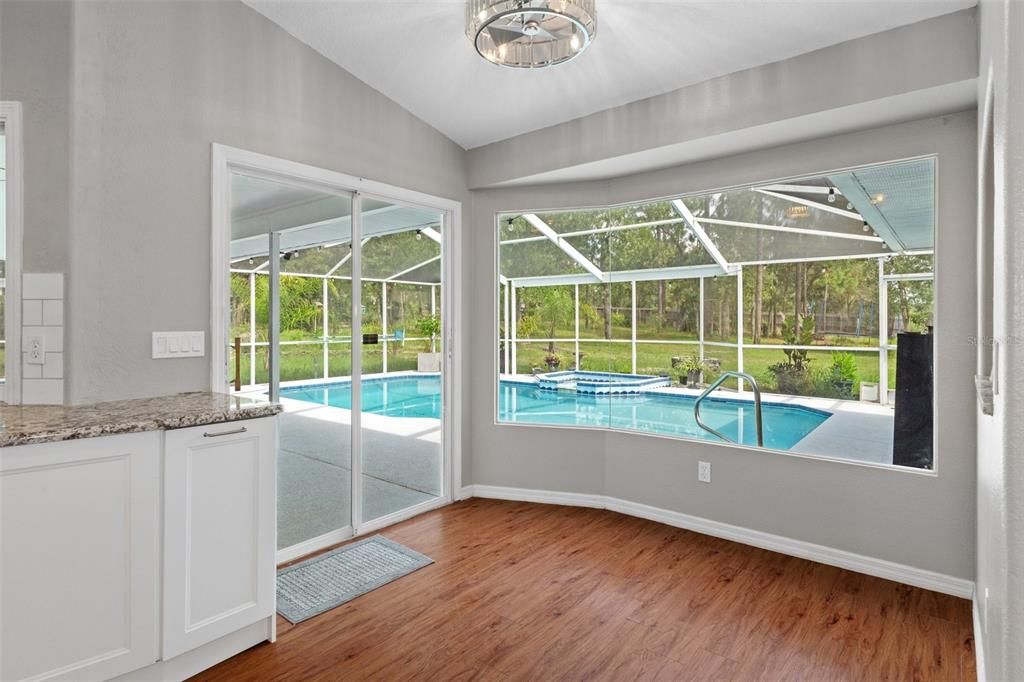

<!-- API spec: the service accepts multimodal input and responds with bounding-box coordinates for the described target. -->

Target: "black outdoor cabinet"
[892,331,934,469]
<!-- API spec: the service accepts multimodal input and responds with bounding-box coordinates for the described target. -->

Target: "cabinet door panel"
[0,433,161,681]
[163,418,276,659]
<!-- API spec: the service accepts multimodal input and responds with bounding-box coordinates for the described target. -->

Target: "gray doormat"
[277,535,433,624]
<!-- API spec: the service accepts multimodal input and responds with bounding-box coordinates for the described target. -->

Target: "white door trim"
[1,102,24,404]
[210,144,462,560]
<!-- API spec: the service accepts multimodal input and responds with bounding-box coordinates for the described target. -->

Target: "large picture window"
[495,158,936,469]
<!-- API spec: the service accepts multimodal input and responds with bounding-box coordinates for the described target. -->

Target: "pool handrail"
[694,371,764,447]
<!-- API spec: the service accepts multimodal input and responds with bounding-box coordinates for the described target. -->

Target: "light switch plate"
[152,331,205,359]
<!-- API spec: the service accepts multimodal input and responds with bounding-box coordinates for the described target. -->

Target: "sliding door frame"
[210,144,463,561]
[1,102,24,405]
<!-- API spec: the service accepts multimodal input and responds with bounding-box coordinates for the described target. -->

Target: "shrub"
[828,351,859,398]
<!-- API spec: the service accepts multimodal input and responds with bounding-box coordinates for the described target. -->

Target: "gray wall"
[0,0,72,273]
[61,0,468,406]
[975,0,1024,678]
[470,112,977,580]
[466,9,978,188]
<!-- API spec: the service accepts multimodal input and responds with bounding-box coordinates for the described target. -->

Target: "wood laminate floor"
[194,499,975,681]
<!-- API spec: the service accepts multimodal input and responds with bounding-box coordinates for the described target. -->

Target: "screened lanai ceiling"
[499,158,934,287]
[229,173,443,283]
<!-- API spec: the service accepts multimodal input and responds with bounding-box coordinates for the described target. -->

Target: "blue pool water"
[280,376,443,419]
[281,376,831,450]
[498,380,829,449]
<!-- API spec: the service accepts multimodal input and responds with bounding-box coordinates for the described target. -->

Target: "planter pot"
[685,369,703,388]
[859,382,879,402]
[417,352,442,372]
[830,380,853,398]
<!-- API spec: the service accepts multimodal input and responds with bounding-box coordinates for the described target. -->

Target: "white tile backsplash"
[42,299,63,326]
[42,352,63,379]
[23,273,64,300]
[22,272,65,404]
[23,300,42,326]
[22,379,63,405]
[22,326,63,354]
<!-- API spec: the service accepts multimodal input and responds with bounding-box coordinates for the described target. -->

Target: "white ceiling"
[244,0,975,150]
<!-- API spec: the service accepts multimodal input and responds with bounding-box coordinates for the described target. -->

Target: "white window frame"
[493,155,938,474]
[1,102,24,404]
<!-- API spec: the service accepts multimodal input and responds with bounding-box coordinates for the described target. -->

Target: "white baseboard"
[463,484,974,599]
[973,596,987,682]
[469,484,603,508]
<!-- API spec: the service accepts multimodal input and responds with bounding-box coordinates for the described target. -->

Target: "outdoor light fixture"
[863,221,870,232]
[467,0,597,68]
[415,230,423,240]
[827,187,837,203]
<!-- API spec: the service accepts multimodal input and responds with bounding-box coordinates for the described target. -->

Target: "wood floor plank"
[192,500,974,681]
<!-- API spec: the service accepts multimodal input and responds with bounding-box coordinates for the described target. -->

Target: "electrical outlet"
[698,461,711,483]
[26,336,45,365]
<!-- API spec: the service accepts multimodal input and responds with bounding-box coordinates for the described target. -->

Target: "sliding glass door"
[227,173,446,559]
[354,199,444,526]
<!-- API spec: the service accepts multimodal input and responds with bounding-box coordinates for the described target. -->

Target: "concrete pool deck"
[235,380,442,551]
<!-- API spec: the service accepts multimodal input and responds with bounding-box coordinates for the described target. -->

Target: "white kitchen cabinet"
[161,418,277,660]
[0,432,162,682]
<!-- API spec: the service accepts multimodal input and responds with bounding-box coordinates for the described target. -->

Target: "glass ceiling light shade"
[467,0,597,68]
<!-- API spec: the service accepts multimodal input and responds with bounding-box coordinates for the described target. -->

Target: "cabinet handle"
[203,426,248,438]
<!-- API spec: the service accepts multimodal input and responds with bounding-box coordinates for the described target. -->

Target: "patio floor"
[275,397,442,550]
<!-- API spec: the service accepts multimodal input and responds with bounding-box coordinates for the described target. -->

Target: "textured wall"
[975,1,1024,679]
[61,1,467,404]
[0,0,73,273]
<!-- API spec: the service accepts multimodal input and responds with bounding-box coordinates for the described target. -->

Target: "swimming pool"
[498,380,829,449]
[280,375,443,418]
[280,374,831,449]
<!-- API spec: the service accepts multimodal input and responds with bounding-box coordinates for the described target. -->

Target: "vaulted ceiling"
[243,0,975,149]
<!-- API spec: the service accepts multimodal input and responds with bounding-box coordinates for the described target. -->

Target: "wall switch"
[698,461,711,483]
[152,332,205,359]
[26,336,45,365]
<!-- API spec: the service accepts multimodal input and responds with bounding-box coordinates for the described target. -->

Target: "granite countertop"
[0,392,282,447]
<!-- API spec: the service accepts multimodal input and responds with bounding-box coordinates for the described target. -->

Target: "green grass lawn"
[228,331,894,403]
[230,342,432,386]
[512,339,893,399]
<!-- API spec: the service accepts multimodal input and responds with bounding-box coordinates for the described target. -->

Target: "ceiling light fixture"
[467,0,597,69]
[827,187,836,203]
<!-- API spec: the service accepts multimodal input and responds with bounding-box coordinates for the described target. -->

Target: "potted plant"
[859,380,879,402]
[679,355,706,388]
[828,352,858,399]
[544,353,561,372]
[414,315,442,372]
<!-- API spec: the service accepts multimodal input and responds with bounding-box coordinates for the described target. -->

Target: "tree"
[520,287,574,354]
